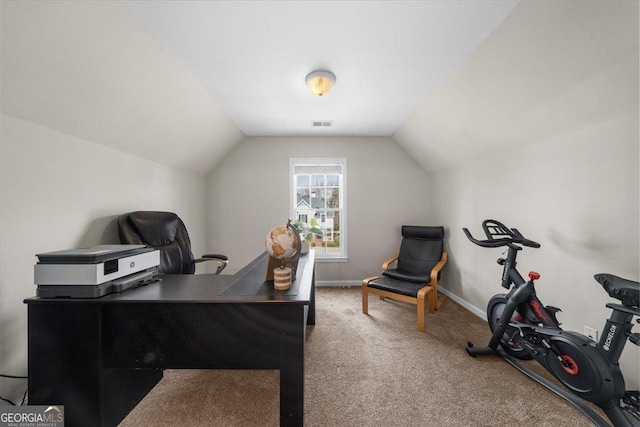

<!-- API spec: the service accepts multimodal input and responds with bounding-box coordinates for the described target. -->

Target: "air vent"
[312,121,333,127]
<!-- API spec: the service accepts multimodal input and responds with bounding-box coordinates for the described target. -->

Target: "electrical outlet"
[584,326,598,341]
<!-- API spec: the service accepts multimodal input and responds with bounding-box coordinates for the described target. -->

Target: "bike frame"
[599,303,637,366]
[481,244,561,354]
[506,247,560,326]
[464,220,639,427]
[495,253,637,426]
[499,244,632,368]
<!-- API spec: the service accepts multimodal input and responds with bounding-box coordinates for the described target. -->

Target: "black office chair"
[362,226,447,332]
[118,211,228,274]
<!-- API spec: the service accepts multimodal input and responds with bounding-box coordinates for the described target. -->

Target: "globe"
[265,225,299,260]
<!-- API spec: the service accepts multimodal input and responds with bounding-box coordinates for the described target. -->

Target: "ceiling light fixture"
[305,70,336,96]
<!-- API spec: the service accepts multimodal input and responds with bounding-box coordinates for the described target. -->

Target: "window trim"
[290,157,347,262]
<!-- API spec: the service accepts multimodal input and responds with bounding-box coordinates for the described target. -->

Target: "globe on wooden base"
[265,220,301,287]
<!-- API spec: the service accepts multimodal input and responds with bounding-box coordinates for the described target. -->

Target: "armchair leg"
[362,276,380,315]
[362,286,368,314]
[362,277,437,332]
[417,298,426,332]
[416,285,434,332]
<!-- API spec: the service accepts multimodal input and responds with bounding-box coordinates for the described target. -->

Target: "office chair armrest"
[193,254,229,274]
[381,253,399,271]
[200,254,228,261]
[429,252,448,284]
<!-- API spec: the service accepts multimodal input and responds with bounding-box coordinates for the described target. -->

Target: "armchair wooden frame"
[362,251,448,332]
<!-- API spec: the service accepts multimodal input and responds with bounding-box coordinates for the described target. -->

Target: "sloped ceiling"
[1,1,244,176]
[1,1,637,176]
[393,0,639,172]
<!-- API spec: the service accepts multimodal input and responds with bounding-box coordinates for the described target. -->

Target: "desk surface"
[26,250,315,305]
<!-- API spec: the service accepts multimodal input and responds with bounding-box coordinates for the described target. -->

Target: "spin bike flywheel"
[544,334,601,396]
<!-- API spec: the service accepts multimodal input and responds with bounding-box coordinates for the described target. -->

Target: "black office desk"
[25,251,315,427]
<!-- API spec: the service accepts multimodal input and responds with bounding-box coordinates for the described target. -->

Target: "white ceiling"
[124,1,519,136]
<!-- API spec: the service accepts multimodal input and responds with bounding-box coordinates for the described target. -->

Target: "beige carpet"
[119,287,602,426]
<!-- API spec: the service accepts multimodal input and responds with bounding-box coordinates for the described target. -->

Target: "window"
[290,158,347,261]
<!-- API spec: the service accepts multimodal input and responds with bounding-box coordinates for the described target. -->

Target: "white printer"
[34,245,160,298]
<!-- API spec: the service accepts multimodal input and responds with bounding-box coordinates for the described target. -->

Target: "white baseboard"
[436,287,486,320]
[316,280,361,287]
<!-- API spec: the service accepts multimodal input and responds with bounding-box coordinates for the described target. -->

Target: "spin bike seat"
[595,273,639,308]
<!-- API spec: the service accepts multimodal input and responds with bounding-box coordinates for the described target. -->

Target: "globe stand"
[265,220,301,290]
[272,265,292,290]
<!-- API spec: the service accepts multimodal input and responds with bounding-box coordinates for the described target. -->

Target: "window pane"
[311,175,324,186]
[310,188,325,208]
[326,188,339,208]
[296,175,310,187]
[297,187,309,198]
[326,175,339,187]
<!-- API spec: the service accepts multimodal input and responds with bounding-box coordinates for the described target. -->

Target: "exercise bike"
[463,219,640,427]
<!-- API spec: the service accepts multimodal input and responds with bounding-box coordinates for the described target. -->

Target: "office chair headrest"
[126,211,181,247]
[401,225,444,240]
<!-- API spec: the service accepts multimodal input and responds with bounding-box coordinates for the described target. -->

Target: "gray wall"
[432,113,639,388]
[205,136,431,281]
[0,114,208,403]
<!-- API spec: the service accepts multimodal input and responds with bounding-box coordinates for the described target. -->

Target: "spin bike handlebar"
[463,219,540,249]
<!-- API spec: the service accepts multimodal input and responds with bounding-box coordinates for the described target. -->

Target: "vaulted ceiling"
[2,1,638,176]
[124,0,518,137]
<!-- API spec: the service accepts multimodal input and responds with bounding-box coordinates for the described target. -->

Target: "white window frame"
[290,158,347,262]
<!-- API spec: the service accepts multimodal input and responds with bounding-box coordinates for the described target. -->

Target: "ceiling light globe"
[305,71,336,96]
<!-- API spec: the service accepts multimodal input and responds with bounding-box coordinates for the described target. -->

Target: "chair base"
[362,276,435,332]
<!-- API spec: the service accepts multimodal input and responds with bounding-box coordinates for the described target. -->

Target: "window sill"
[315,257,348,263]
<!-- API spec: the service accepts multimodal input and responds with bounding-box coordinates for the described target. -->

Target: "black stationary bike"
[463,220,640,427]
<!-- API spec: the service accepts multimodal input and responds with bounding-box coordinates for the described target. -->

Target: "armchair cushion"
[367,276,426,298]
[382,269,431,284]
